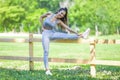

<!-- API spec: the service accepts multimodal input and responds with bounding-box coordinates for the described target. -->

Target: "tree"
[69,0,120,35]
[0,5,25,32]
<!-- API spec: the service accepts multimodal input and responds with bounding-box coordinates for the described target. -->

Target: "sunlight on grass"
[0,35,120,79]
[0,42,120,60]
[0,61,120,80]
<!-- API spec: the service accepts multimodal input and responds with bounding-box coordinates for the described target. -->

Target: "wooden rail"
[0,33,120,77]
[0,56,89,64]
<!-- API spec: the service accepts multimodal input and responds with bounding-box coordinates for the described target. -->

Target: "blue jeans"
[42,30,79,69]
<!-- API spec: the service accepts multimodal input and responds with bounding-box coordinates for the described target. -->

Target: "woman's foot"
[82,28,90,39]
[45,70,52,75]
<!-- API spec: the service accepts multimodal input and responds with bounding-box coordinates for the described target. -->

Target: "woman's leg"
[42,30,53,75]
[51,28,90,39]
[51,32,80,40]
[42,33,50,70]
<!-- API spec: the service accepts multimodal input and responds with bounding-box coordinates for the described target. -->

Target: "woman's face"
[56,10,66,18]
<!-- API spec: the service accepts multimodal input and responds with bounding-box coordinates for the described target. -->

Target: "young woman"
[40,7,90,75]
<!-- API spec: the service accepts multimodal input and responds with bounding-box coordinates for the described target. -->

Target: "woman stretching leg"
[40,7,90,75]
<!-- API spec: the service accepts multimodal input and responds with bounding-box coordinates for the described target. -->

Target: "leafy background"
[0,0,120,35]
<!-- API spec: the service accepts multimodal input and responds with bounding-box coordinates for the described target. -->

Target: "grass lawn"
[0,61,120,80]
[0,34,120,80]
[0,42,120,60]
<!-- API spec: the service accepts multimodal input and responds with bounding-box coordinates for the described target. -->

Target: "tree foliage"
[0,0,60,32]
[69,0,120,34]
[0,0,120,35]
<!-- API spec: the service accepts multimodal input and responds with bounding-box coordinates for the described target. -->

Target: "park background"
[0,0,120,35]
[0,0,120,80]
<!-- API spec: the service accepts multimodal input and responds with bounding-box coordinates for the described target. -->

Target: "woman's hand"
[40,12,52,27]
[41,26,45,32]
[77,33,83,38]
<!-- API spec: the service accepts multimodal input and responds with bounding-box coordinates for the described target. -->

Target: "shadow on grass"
[0,65,120,80]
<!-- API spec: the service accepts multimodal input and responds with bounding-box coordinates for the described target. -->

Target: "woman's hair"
[55,7,68,25]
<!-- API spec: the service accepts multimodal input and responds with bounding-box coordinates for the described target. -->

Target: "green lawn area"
[0,61,120,80]
[0,42,120,60]
[0,34,120,80]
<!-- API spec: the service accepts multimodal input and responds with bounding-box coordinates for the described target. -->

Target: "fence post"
[90,39,96,77]
[29,33,34,70]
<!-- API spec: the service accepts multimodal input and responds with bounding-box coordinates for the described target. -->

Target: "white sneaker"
[82,28,90,39]
[45,70,52,75]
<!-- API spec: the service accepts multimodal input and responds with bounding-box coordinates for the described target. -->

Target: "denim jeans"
[42,30,79,69]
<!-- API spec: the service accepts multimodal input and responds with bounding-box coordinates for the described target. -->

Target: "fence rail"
[0,33,120,77]
[0,38,120,44]
[0,56,89,64]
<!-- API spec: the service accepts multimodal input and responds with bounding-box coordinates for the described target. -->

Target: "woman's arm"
[40,12,52,30]
[40,12,52,24]
[58,20,79,35]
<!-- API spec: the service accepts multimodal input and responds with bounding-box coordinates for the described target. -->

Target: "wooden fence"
[0,33,120,77]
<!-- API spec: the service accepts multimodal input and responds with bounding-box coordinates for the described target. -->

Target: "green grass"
[0,34,120,80]
[0,42,120,60]
[0,61,120,80]
[96,44,120,60]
